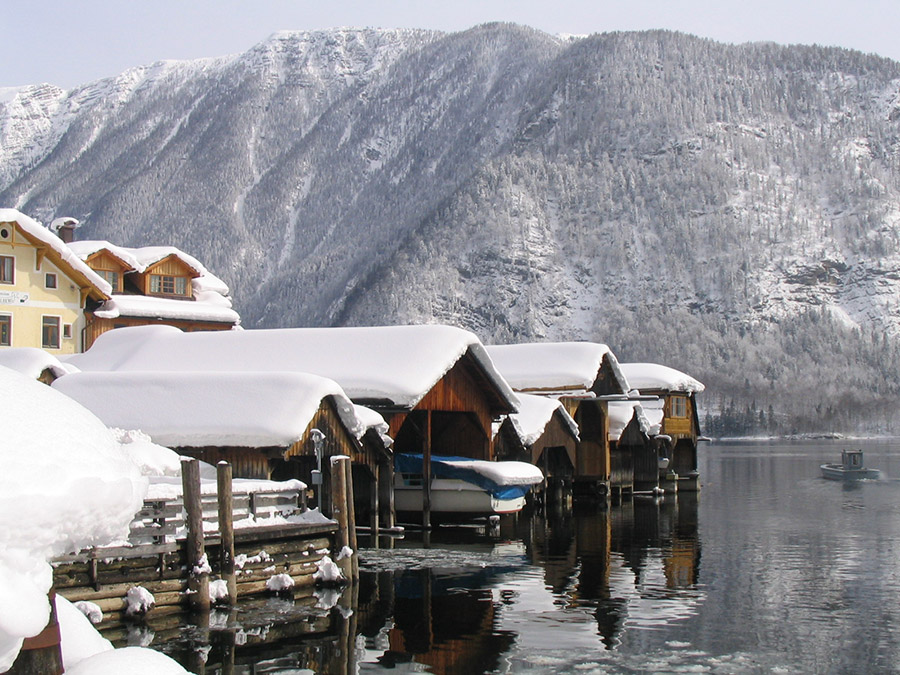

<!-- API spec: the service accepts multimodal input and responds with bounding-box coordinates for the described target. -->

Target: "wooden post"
[7,591,63,675]
[423,410,432,530]
[330,456,353,581]
[216,461,236,604]
[379,454,395,530]
[182,457,210,612]
[369,464,380,536]
[343,459,359,581]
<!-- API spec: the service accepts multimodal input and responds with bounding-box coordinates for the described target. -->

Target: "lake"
[158,439,900,673]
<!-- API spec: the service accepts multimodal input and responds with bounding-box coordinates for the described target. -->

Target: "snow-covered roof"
[0,365,146,669]
[0,347,78,380]
[68,324,519,411]
[52,370,364,448]
[619,363,705,394]
[506,393,579,447]
[91,294,240,324]
[608,400,665,441]
[70,240,233,299]
[485,342,630,395]
[0,209,111,298]
[354,405,393,448]
[67,240,205,276]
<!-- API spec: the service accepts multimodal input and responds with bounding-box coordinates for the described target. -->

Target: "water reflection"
[141,440,900,673]
[147,493,703,673]
[356,493,703,672]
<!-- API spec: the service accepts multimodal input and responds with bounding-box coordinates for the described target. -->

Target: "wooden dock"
[50,458,358,630]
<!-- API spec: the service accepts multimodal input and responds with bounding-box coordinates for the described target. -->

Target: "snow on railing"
[128,484,307,546]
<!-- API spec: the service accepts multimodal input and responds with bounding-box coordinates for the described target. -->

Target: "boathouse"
[51,370,388,525]
[67,324,519,525]
[618,363,705,491]
[494,392,579,503]
[608,400,666,494]
[485,342,631,498]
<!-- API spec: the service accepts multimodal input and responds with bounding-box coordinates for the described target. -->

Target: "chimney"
[50,217,79,244]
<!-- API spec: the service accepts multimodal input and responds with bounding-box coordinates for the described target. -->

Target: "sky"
[3,0,900,89]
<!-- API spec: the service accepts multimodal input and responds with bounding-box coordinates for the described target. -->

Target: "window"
[62,323,73,339]
[98,270,119,291]
[671,395,688,418]
[42,316,61,349]
[150,274,188,296]
[45,273,58,289]
[0,315,10,346]
[0,255,13,284]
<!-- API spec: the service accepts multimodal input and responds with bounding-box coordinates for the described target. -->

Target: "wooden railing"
[127,485,307,546]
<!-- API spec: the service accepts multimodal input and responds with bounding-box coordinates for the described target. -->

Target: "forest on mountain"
[2,25,899,436]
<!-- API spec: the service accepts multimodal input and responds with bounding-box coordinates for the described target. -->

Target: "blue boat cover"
[394,453,534,500]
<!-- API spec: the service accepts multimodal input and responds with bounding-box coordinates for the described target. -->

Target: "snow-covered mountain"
[2,24,899,433]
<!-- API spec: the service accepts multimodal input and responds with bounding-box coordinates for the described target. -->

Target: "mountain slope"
[2,25,899,433]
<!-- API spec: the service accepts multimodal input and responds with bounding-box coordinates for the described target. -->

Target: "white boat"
[393,453,543,518]
[821,449,880,480]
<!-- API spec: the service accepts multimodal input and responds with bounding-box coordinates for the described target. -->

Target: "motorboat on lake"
[394,453,544,519]
[821,449,880,480]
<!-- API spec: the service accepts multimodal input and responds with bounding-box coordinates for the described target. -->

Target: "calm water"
[157,439,900,674]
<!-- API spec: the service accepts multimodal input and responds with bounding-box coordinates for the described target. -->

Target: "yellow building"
[0,209,110,354]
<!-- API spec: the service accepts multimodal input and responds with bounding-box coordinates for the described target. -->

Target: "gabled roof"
[485,341,630,396]
[619,363,705,394]
[68,324,519,412]
[52,370,364,448]
[0,209,111,300]
[68,241,205,276]
[608,400,665,442]
[67,240,141,272]
[505,393,579,447]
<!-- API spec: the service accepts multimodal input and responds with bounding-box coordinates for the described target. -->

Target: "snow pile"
[124,586,155,617]
[65,645,190,675]
[0,347,75,380]
[440,459,544,487]
[56,595,113,670]
[53,370,365,447]
[192,553,211,576]
[486,342,630,395]
[234,551,271,571]
[73,601,103,625]
[337,546,354,561]
[209,579,230,603]
[507,393,579,446]
[313,556,345,584]
[0,366,146,670]
[66,323,518,411]
[266,573,295,593]
[93,294,240,324]
[619,363,705,394]
[112,428,182,477]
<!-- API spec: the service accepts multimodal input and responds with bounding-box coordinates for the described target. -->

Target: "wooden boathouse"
[66,324,520,527]
[494,392,579,504]
[52,370,392,530]
[486,342,632,499]
[608,400,668,494]
[619,363,706,491]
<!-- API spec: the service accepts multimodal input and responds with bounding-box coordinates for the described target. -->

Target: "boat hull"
[394,478,526,516]
[820,464,881,480]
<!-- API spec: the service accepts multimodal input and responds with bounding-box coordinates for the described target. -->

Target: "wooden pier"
[50,458,358,630]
